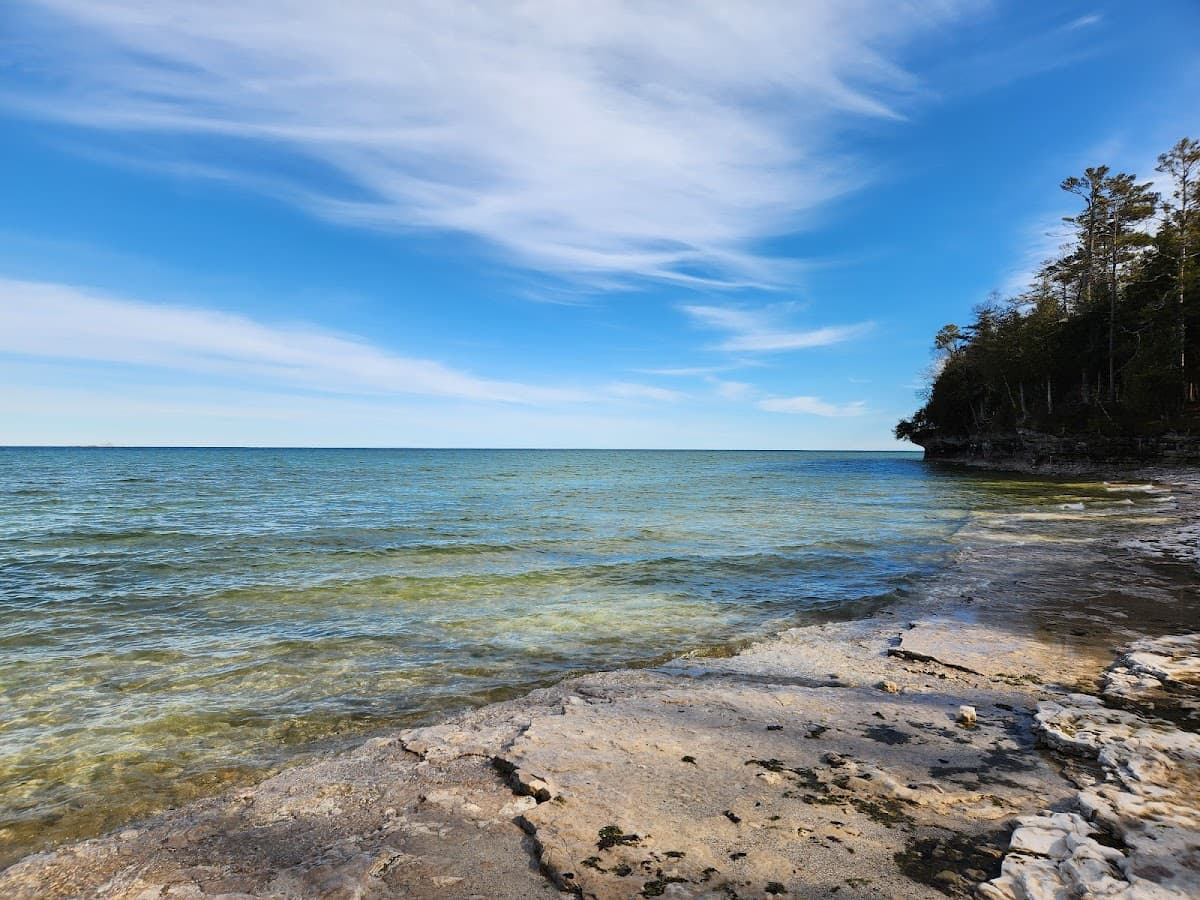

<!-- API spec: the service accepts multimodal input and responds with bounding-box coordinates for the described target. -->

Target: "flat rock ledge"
[3,623,1198,898]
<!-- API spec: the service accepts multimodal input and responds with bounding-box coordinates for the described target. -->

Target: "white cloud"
[1065,14,1103,30]
[1,373,904,448]
[605,382,686,403]
[711,379,756,401]
[757,395,867,417]
[0,278,584,404]
[633,361,763,377]
[6,0,978,284]
[681,304,873,352]
[999,212,1075,297]
[636,366,728,377]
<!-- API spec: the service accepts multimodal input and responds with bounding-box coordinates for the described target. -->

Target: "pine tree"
[1099,172,1158,400]
[897,138,1199,447]
[1061,167,1110,311]
[1157,138,1200,400]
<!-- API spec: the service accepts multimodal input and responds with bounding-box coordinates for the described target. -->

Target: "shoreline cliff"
[897,137,1200,475]
[913,429,1200,474]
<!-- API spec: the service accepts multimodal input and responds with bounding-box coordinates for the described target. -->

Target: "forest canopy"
[897,137,1200,444]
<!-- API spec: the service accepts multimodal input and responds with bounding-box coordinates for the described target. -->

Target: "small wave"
[1104,484,1157,493]
[1058,502,1085,510]
[402,542,520,557]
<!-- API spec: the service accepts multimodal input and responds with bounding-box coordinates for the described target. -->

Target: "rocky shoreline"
[914,430,1200,474]
[2,475,1199,899]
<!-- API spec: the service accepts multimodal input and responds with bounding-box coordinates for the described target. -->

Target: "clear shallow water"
[0,448,1170,864]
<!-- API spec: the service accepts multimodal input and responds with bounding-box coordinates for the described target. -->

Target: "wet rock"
[933,869,964,888]
[1103,634,1200,724]
[894,829,1009,895]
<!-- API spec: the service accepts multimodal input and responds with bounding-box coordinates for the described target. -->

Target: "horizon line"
[0,445,918,453]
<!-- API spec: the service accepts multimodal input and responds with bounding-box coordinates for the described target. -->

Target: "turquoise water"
[0,448,1122,863]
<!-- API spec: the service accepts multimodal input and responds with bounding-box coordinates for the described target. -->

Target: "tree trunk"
[1110,210,1119,403]
[1085,200,1096,307]
[1181,181,1191,400]
[1003,376,1018,412]
[1108,297,1116,402]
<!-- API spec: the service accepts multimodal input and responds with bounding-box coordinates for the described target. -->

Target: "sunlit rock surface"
[980,634,1200,900]
[1103,634,1200,726]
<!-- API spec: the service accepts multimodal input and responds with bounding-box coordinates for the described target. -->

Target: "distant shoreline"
[0,445,921,453]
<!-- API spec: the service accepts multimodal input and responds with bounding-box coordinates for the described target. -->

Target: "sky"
[1,1,1198,448]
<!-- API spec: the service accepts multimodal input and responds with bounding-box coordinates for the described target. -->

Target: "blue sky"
[1,1,1197,448]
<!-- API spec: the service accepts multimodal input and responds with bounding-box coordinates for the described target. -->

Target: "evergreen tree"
[1157,138,1200,399]
[897,138,1198,446]
[1099,171,1158,400]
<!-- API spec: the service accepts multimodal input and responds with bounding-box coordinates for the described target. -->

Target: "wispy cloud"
[0,278,587,404]
[922,8,1109,99]
[5,1,978,284]
[634,362,763,377]
[998,212,1075,297]
[1065,13,1103,31]
[681,304,873,352]
[711,379,756,402]
[757,395,867,417]
[604,382,686,403]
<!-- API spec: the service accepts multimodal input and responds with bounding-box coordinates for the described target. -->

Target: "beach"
[0,448,1018,864]
[2,467,1198,899]
[5,3,1199,896]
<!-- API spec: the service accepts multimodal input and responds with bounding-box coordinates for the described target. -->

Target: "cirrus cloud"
[757,395,867,417]
[680,304,873,352]
[5,0,980,285]
[0,278,589,405]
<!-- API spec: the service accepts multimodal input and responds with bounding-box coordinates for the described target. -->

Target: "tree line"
[897,137,1200,443]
